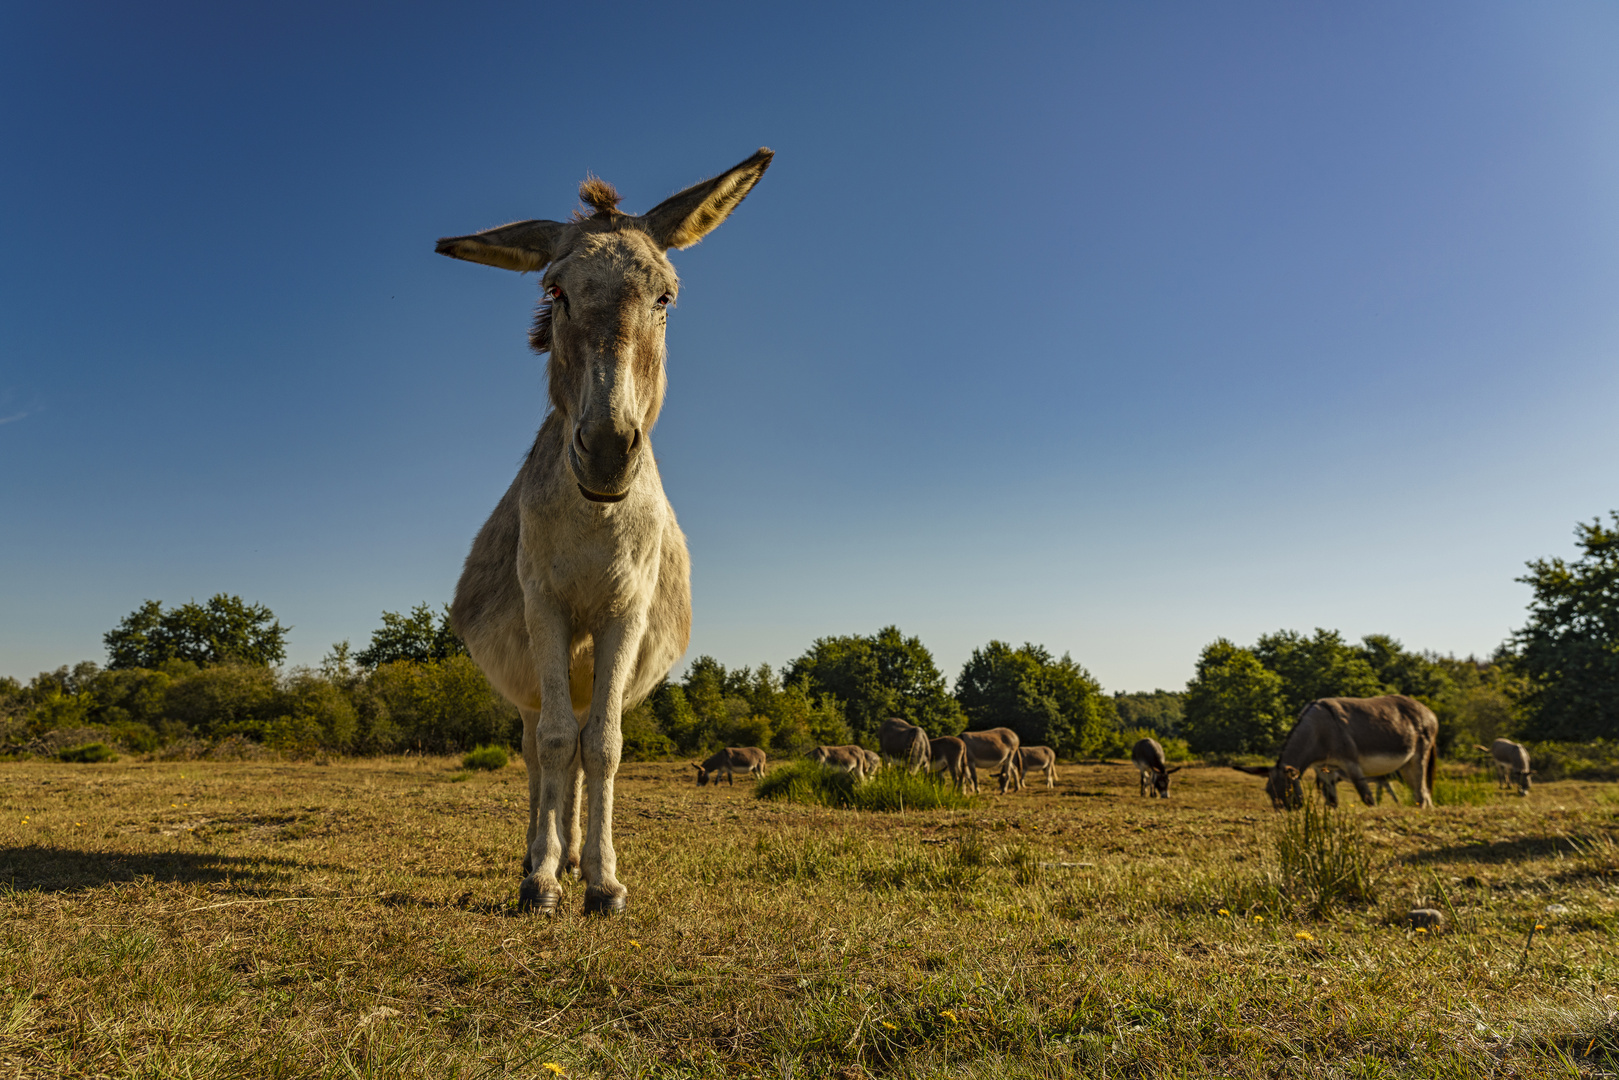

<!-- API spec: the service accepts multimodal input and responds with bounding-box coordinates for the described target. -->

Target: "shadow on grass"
[1401,834,1599,865]
[0,843,340,893]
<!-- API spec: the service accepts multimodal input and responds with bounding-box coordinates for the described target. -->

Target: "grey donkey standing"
[436,149,773,915]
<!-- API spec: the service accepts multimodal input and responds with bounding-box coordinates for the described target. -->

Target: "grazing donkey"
[438,149,774,915]
[959,727,1021,794]
[1010,746,1059,791]
[1476,739,1532,795]
[808,744,871,780]
[1131,738,1181,798]
[694,747,768,786]
[927,736,969,792]
[1233,696,1437,810]
[1314,765,1398,807]
[879,718,931,774]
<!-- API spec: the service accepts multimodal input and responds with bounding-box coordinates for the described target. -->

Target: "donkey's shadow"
[0,843,339,894]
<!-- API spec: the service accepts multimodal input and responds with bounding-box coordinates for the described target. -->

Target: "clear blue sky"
[4,2,1617,691]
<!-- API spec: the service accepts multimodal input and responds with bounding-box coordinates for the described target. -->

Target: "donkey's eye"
[655,292,672,309]
[545,285,564,301]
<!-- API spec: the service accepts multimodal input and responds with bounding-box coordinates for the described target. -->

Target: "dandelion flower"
[1218,909,1230,916]
[880,1021,897,1030]
[541,1065,564,1076]
[1414,927,1427,934]
[628,940,641,949]
[940,1010,958,1023]
[1295,931,1314,941]
[1535,924,1545,931]
[1253,915,1264,923]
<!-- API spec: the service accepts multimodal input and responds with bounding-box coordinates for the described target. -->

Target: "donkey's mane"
[575,176,624,219]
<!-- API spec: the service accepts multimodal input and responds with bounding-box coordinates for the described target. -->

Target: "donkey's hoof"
[565,858,581,881]
[522,854,533,877]
[582,887,627,916]
[517,877,561,915]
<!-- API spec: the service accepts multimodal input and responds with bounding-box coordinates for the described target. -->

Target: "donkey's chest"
[518,509,663,604]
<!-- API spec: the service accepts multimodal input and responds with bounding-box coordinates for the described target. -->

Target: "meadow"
[0,756,1615,1078]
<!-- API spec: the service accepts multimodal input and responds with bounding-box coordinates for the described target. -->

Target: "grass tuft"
[755,758,974,811]
[56,741,117,763]
[460,744,509,771]
[1274,792,1378,913]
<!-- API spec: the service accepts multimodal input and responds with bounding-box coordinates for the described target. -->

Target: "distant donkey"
[694,747,769,786]
[1131,738,1181,798]
[437,149,774,915]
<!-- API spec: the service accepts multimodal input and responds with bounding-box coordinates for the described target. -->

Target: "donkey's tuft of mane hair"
[576,175,624,218]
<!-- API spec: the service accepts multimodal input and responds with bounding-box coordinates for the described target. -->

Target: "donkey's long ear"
[435,219,566,272]
[1230,764,1272,777]
[642,148,774,250]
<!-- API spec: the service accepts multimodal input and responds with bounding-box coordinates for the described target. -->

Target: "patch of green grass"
[56,741,117,763]
[1433,772,1496,806]
[460,744,509,771]
[1274,792,1377,913]
[756,758,974,810]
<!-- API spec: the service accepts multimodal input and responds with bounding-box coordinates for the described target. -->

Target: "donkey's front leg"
[577,616,645,915]
[517,604,580,915]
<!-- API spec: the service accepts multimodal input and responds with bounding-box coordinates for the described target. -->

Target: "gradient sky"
[4,2,1617,692]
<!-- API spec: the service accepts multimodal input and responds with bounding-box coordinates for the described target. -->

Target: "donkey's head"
[436,149,773,502]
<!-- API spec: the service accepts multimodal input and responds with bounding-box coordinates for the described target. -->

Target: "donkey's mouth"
[577,484,630,504]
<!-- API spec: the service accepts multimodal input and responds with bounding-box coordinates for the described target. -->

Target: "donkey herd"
[433,150,1540,917]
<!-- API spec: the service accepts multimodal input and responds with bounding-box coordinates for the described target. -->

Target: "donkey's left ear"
[642,148,773,250]
[435,219,566,272]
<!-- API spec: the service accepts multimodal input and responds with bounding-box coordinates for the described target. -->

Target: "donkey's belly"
[1358,752,1413,778]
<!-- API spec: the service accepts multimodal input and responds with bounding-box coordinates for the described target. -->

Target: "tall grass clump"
[57,741,118,763]
[1274,793,1378,914]
[461,744,509,771]
[756,759,973,811]
[1432,771,1495,806]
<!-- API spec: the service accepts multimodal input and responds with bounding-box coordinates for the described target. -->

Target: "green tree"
[1514,512,1619,740]
[1355,634,1452,701]
[355,604,466,668]
[1182,639,1290,755]
[105,595,288,669]
[785,626,963,741]
[1113,690,1185,737]
[1253,628,1386,719]
[954,642,1114,756]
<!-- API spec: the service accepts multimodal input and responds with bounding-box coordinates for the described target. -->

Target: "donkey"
[1131,738,1181,798]
[1011,745,1059,791]
[694,747,768,786]
[959,727,1021,794]
[1314,765,1398,807]
[438,149,773,915]
[1476,739,1532,795]
[808,744,871,780]
[1233,696,1437,810]
[879,718,931,774]
[927,736,970,792]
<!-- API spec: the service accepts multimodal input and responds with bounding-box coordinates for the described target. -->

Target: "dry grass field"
[1,755,1616,1078]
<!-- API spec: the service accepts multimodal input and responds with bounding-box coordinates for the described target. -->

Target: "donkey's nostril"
[574,427,588,456]
[629,429,641,454]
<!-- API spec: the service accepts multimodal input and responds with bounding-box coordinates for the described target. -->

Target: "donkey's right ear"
[435,219,566,272]
[643,148,773,250]
[1230,765,1272,777]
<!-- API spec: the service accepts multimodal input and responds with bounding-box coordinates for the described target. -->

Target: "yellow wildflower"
[541,1065,564,1076]
[1253,915,1264,923]
[1294,931,1314,941]
[628,940,641,949]
[1535,924,1545,931]
[940,1009,958,1023]
[1218,909,1230,916]
[880,1021,897,1030]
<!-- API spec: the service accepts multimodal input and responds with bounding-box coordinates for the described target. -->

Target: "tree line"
[3,510,1615,762]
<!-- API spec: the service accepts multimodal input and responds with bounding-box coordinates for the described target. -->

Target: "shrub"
[58,742,118,763]
[1432,772,1495,806]
[755,759,973,811]
[462,744,510,771]
[1273,793,1377,914]
[366,657,518,753]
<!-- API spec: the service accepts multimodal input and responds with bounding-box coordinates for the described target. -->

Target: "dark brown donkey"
[1233,695,1437,810]
[437,149,773,915]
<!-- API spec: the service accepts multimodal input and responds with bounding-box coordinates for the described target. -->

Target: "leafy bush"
[1274,793,1377,913]
[1522,740,1619,782]
[57,742,118,763]
[755,759,973,811]
[462,744,510,771]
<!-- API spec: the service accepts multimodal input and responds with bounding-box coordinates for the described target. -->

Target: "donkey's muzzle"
[569,420,642,501]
